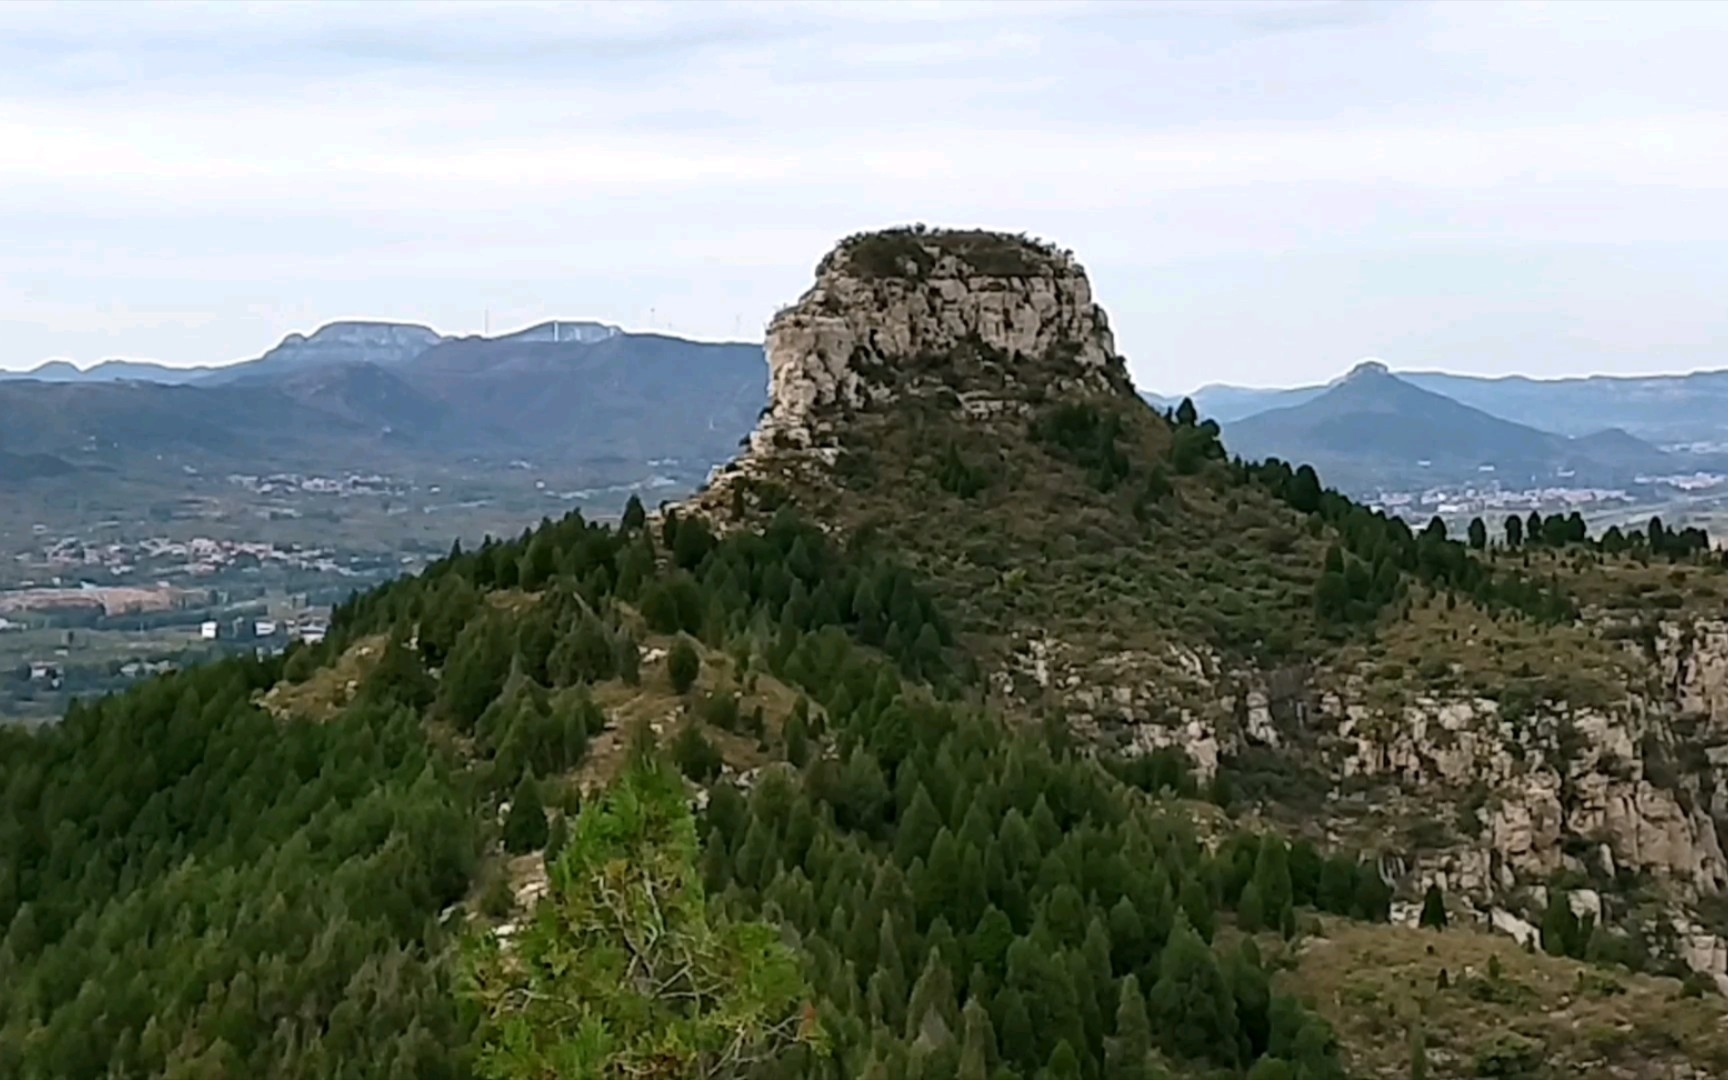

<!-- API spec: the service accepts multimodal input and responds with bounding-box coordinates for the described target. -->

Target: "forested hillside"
[4,227,1728,1079]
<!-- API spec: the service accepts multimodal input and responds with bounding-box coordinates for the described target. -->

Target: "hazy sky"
[3,0,1727,392]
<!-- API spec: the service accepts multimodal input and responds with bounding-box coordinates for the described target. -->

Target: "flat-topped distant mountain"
[2,319,630,388]
[1223,361,1675,491]
[202,320,451,385]
[0,321,764,478]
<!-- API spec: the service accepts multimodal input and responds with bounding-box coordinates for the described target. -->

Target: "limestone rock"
[750,229,1124,451]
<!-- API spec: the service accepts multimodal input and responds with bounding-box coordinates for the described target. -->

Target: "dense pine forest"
[0,484,1412,1079]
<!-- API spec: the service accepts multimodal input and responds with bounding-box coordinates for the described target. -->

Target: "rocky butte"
[692,224,1728,990]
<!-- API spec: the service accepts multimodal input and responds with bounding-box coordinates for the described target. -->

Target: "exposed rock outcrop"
[750,229,1124,453]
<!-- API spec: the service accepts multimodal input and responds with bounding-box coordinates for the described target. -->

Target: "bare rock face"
[750,228,1126,452]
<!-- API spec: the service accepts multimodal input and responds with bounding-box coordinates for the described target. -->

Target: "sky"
[2,0,1727,393]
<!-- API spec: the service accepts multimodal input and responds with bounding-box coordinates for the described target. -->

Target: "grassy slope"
[1286,919,1728,1079]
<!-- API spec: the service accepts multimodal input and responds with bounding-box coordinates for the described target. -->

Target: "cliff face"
[1006,622,1728,987]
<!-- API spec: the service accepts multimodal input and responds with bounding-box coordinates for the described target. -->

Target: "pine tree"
[1147,916,1240,1066]
[1238,881,1265,934]
[1317,856,1357,915]
[905,952,958,1043]
[784,710,810,767]
[1541,889,1580,957]
[620,495,646,533]
[993,986,1036,1072]
[1220,944,1267,1063]
[667,637,701,694]
[1351,861,1392,922]
[970,906,1015,978]
[894,786,943,867]
[1288,465,1323,514]
[1040,1040,1082,1080]
[463,760,817,1077]
[957,998,997,1080]
[1252,836,1294,936]
[1104,973,1152,1080]
[1179,875,1216,942]
[1418,883,1447,930]
[502,772,549,855]
[671,723,722,783]
[543,812,569,872]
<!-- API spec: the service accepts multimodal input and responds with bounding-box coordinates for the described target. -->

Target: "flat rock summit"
[752,226,1131,448]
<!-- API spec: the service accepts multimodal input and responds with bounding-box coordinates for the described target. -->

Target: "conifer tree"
[1419,883,1447,930]
[1147,916,1240,1066]
[1541,889,1580,957]
[1104,973,1153,1080]
[543,812,568,872]
[905,953,958,1043]
[993,987,1036,1073]
[620,494,646,533]
[1041,1040,1082,1080]
[970,906,1015,978]
[784,709,811,767]
[671,722,723,783]
[1317,856,1357,914]
[1227,937,1271,1060]
[1252,836,1294,935]
[894,786,943,867]
[1238,880,1266,934]
[956,998,997,1080]
[464,760,818,1077]
[1351,861,1392,922]
[668,636,701,694]
[502,772,549,854]
[1179,875,1216,942]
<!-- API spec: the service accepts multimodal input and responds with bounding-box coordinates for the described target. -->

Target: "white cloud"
[1,0,1727,388]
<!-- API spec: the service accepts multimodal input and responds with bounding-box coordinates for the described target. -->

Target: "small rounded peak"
[1345,358,1390,380]
[820,224,1076,281]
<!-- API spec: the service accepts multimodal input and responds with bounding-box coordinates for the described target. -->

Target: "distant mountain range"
[1219,361,1683,492]
[1147,366,1728,446]
[2,319,626,387]
[2,359,217,385]
[12,319,1728,502]
[0,320,764,482]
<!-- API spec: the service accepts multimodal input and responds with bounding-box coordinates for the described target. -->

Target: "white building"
[199,621,219,640]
